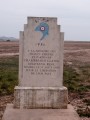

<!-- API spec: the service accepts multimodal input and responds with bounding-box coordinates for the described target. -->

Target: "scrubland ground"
[0,41,90,120]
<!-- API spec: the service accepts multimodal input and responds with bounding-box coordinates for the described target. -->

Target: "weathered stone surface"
[2,104,80,120]
[14,86,68,109]
[19,17,64,87]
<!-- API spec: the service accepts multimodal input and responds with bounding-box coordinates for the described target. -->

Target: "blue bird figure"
[35,22,49,41]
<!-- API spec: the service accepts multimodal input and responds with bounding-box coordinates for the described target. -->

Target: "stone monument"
[14,17,68,109]
[3,17,80,120]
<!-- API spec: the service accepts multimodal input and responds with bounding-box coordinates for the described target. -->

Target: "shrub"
[0,56,18,95]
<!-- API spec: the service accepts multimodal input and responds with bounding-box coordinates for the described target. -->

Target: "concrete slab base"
[2,104,80,120]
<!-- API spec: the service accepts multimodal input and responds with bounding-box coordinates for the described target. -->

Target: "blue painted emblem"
[35,22,49,41]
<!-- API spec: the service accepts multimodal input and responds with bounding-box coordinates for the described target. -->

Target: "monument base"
[2,104,80,120]
[14,86,68,109]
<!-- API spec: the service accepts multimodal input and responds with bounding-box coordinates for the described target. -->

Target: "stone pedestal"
[15,17,68,109]
[14,86,68,109]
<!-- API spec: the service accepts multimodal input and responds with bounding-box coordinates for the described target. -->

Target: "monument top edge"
[27,16,57,19]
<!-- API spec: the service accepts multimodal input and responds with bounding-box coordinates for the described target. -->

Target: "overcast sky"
[0,0,90,41]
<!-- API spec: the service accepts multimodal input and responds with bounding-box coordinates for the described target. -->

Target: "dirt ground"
[64,41,90,64]
[0,41,19,54]
[0,41,90,120]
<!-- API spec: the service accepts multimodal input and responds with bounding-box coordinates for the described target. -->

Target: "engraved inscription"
[24,49,60,75]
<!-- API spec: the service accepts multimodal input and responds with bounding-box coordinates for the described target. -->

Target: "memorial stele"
[14,17,68,109]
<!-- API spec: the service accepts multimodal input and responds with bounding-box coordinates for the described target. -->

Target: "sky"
[0,0,90,41]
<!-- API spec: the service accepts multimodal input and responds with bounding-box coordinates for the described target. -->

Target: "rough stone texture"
[14,86,68,109]
[13,17,68,109]
[2,104,80,120]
